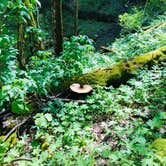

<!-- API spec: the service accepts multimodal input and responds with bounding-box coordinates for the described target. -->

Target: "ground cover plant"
[1,63,165,165]
[0,0,166,165]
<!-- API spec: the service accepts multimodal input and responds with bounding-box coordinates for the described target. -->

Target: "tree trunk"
[52,0,64,55]
[17,23,25,69]
[16,0,44,69]
[51,0,56,54]
[55,0,64,55]
[55,46,166,92]
[73,0,78,35]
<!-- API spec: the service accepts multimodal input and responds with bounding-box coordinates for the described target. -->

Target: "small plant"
[34,113,53,128]
[61,35,95,77]
[0,28,17,85]
[0,77,36,114]
[119,8,144,33]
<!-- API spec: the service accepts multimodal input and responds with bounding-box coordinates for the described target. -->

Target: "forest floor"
[1,20,166,165]
[0,1,166,165]
[1,62,165,166]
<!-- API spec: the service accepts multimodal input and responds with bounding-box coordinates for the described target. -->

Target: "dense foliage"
[1,63,165,165]
[0,0,166,165]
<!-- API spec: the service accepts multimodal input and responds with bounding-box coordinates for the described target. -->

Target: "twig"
[58,98,86,104]
[11,157,32,163]
[100,46,116,53]
[145,22,166,32]
[0,112,12,119]
[55,92,63,98]
[3,116,31,142]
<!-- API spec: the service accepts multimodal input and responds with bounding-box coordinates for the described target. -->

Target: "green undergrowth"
[0,13,165,113]
[108,13,166,60]
[1,63,166,165]
[0,1,166,165]
[29,13,166,94]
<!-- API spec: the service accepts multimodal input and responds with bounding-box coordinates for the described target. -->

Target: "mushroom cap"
[70,83,92,94]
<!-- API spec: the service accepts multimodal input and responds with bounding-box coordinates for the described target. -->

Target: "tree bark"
[17,23,25,69]
[53,0,64,55]
[55,46,166,91]
[73,0,78,35]
[51,0,56,54]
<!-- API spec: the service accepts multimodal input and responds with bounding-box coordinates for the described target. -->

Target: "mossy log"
[151,138,166,157]
[57,46,166,91]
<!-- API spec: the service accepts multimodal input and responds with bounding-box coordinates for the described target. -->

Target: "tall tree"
[52,0,64,55]
[73,0,78,35]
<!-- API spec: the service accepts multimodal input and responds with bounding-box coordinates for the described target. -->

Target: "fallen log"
[57,46,166,91]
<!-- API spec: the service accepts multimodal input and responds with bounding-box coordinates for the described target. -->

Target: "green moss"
[55,46,166,92]
[152,138,166,157]
[79,46,165,86]
[0,132,17,147]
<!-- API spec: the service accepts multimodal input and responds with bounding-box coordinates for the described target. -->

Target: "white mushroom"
[70,83,92,94]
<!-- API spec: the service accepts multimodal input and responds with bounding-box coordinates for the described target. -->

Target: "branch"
[0,112,12,119]
[12,157,32,163]
[100,46,116,53]
[3,116,31,142]
[41,97,87,104]
[144,22,166,32]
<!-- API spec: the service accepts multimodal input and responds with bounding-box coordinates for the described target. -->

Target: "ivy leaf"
[142,158,155,166]
[44,113,53,122]
[35,116,48,128]
[147,117,163,129]
[11,99,31,115]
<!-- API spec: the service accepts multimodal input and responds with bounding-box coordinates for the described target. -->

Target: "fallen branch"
[145,21,166,33]
[100,46,116,53]
[3,116,31,142]
[0,112,12,119]
[41,97,87,104]
[58,98,86,104]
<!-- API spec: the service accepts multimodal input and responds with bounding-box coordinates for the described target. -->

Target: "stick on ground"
[3,116,31,142]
